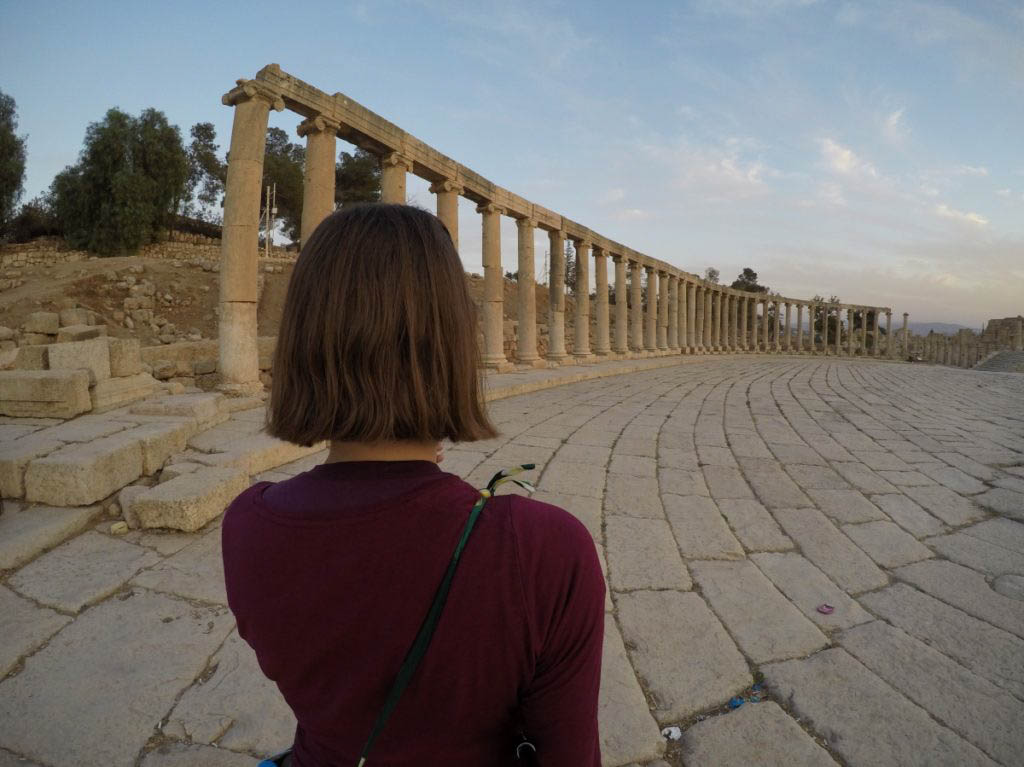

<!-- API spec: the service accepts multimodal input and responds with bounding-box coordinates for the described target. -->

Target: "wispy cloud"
[882,107,909,144]
[934,203,988,227]
[820,138,878,178]
[952,164,989,177]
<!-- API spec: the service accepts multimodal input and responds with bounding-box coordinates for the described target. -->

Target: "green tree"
[49,108,188,255]
[8,195,59,242]
[703,267,720,284]
[335,148,381,207]
[810,294,841,341]
[0,91,28,237]
[260,127,306,241]
[731,267,769,293]
[564,240,577,294]
[186,122,227,221]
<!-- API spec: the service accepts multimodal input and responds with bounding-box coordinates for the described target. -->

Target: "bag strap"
[356,464,536,767]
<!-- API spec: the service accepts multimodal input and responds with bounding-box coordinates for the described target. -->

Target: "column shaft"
[644,267,657,351]
[657,272,669,350]
[901,314,909,359]
[574,241,591,358]
[885,312,893,358]
[594,248,611,355]
[740,296,748,351]
[515,218,539,363]
[430,180,462,250]
[823,307,830,355]
[630,261,644,351]
[703,289,713,351]
[668,277,679,350]
[613,257,628,353]
[712,292,721,352]
[761,300,770,351]
[797,304,804,353]
[380,152,412,203]
[478,203,506,366]
[687,283,697,351]
[298,116,338,246]
[784,303,792,351]
[678,279,688,352]
[546,230,567,360]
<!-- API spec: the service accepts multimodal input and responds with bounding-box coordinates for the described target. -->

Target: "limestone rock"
[131,466,248,531]
[89,372,161,413]
[0,369,91,419]
[55,324,106,343]
[0,433,65,497]
[12,344,49,370]
[105,336,142,376]
[46,337,111,383]
[23,311,59,334]
[58,307,90,327]
[24,431,144,506]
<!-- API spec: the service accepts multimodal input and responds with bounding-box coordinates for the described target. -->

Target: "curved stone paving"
[1,357,1023,766]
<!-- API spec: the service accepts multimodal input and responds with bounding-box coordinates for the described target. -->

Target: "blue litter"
[751,682,763,692]
[749,695,761,703]
[728,696,744,709]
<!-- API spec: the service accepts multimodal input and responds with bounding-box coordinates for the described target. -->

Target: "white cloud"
[882,108,909,144]
[935,203,988,227]
[952,164,989,177]
[819,182,847,207]
[599,188,626,204]
[819,138,878,177]
[613,208,654,221]
[996,188,1012,197]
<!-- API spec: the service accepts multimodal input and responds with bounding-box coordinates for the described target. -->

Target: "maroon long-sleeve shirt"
[222,460,605,766]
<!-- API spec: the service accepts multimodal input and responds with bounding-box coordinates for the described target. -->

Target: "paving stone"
[715,498,792,552]
[680,701,837,767]
[728,433,773,459]
[916,463,988,494]
[616,590,751,723]
[806,488,886,523]
[657,468,710,496]
[131,467,248,532]
[24,431,143,506]
[870,493,947,538]
[536,460,606,498]
[750,552,873,631]
[554,443,611,464]
[774,508,888,593]
[874,470,935,487]
[902,485,985,526]
[769,443,828,466]
[7,531,160,613]
[935,451,998,481]
[993,574,1024,601]
[831,461,898,493]
[131,530,229,604]
[0,504,102,570]
[0,585,70,676]
[701,465,753,499]
[894,559,1024,639]
[608,454,656,477]
[840,620,1024,767]
[598,615,666,766]
[783,464,849,489]
[0,749,44,767]
[743,465,812,508]
[605,517,690,590]
[924,531,1024,578]
[851,449,913,471]
[131,391,225,420]
[122,527,197,556]
[974,487,1024,519]
[691,560,828,663]
[0,369,92,419]
[657,448,699,470]
[529,491,602,540]
[0,589,234,767]
[663,495,744,559]
[860,583,1024,699]
[840,520,933,568]
[0,434,65,498]
[763,648,996,767]
[604,474,664,517]
[962,517,1024,554]
[164,629,295,753]
[697,445,738,467]
[140,743,256,767]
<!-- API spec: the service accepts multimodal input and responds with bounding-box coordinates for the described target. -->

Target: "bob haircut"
[267,203,497,446]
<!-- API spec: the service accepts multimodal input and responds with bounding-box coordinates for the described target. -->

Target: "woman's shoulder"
[498,493,597,563]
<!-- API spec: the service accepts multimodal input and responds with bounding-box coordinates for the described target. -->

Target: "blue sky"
[2,0,1022,325]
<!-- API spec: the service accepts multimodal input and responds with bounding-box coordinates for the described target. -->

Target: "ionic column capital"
[221,79,285,111]
[515,217,538,231]
[644,264,655,274]
[429,178,464,195]
[382,151,414,172]
[296,114,341,137]
[475,201,506,216]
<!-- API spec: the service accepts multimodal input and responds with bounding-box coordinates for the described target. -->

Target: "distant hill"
[909,322,973,335]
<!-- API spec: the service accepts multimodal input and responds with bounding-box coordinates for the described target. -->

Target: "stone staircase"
[975,351,1024,373]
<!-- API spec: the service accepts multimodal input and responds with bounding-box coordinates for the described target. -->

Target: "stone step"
[129,466,249,532]
[0,502,103,570]
[0,369,91,419]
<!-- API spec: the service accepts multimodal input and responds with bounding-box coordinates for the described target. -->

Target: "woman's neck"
[325,439,439,464]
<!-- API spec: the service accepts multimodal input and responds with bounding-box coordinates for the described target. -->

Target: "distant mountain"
[909,322,973,335]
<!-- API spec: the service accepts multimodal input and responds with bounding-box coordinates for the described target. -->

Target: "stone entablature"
[214,64,908,392]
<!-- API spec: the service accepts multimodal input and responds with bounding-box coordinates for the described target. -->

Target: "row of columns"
[216,83,911,390]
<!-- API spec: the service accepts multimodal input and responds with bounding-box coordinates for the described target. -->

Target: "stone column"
[297,115,339,247]
[657,271,669,350]
[478,202,507,367]
[761,299,770,352]
[430,179,462,250]
[823,306,830,355]
[739,296,748,351]
[1015,318,1024,351]
[678,278,688,352]
[668,276,679,350]
[703,288,713,351]
[711,291,721,352]
[902,313,909,359]
[809,303,818,354]
[687,282,697,352]
[885,311,893,358]
[860,309,868,356]
[594,247,611,355]
[574,240,592,359]
[630,261,644,351]
[845,308,854,356]
[796,304,804,353]
[644,267,657,351]
[693,286,704,352]
[515,217,540,364]
[547,230,567,361]
[870,310,879,357]
[783,302,792,352]
[724,294,733,351]
[218,80,283,394]
[613,256,629,354]
[380,151,413,203]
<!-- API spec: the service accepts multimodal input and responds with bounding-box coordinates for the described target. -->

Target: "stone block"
[131,392,224,422]
[902,485,985,526]
[193,357,216,375]
[605,516,691,590]
[13,343,48,370]
[23,311,59,334]
[681,702,837,767]
[691,560,828,663]
[604,474,664,516]
[118,485,149,528]
[0,589,234,767]
[870,493,946,538]
[751,551,873,630]
[47,337,111,383]
[536,460,606,498]
[663,494,744,559]
[0,369,91,418]
[131,529,227,602]
[0,504,103,569]
[0,585,71,677]
[716,498,792,552]
[806,488,886,523]
[89,372,161,413]
[105,336,142,376]
[20,332,54,345]
[0,433,65,497]
[616,590,751,723]
[7,531,160,613]
[189,432,324,476]
[841,520,933,568]
[24,432,144,506]
[122,420,196,475]
[58,307,90,327]
[924,531,1024,578]
[151,359,176,379]
[131,466,248,531]
[764,648,994,767]
[55,324,106,343]
[974,487,1024,518]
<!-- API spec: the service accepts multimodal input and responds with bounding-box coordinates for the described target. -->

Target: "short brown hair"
[267,204,496,446]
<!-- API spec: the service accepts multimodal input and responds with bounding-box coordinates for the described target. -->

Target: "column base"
[216,380,264,397]
[481,355,509,368]
[546,352,569,362]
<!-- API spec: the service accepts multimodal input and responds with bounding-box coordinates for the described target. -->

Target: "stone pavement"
[1,356,1023,766]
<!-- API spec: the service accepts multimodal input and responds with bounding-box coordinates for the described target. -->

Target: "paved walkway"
[2,357,1023,766]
